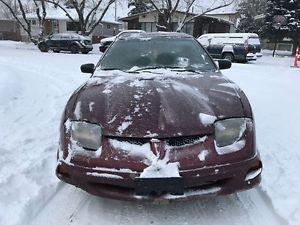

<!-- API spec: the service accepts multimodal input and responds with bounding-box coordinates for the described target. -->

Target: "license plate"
[134,177,184,196]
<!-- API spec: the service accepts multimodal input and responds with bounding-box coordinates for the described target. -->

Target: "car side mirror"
[81,63,95,74]
[99,45,107,53]
[217,59,232,70]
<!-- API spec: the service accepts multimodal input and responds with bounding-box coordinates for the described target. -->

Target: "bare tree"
[148,0,235,32]
[45,0,116,36]
[0,0,36,42]
[0,0,15,19]
[33,0,47,38]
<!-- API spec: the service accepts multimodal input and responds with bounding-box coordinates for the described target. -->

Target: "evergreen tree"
[237,0,267,34]
[128,0,153,16]
[283,0,300,54]
[260,0,300,55]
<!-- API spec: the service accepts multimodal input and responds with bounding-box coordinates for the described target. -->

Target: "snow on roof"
[197,0,239,15]
[25,5,123,24]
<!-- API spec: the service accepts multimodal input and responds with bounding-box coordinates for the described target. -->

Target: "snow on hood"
[66,69,246,138]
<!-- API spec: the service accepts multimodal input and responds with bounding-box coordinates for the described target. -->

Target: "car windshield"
[248,37,260,45]
[99,36,216,72]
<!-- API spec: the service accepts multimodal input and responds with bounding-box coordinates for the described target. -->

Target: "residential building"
[119,10,234,38]
[0,19,21,41]
[20,7,121,43]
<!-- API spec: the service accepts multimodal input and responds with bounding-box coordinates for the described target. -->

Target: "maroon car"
[56,32,262,202]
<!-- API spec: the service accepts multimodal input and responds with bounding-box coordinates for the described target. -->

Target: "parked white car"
[99,30,145,52]
[198,33,262,63]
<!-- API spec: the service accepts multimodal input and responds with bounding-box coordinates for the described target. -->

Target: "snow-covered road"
[0,41,299,225]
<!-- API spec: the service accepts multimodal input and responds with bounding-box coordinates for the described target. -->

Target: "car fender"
[222,45,234,54]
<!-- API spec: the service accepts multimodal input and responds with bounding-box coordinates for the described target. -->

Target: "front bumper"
[247,53,262,61]
[80,44,93,51]
[56,154,262,202]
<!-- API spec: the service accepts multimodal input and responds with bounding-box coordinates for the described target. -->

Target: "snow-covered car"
[197,33,262,63]
[38,33,93,54]
[99,30,145,52]
[56,32,262,202]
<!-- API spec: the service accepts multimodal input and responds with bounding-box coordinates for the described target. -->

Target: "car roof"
[118,32,193,40]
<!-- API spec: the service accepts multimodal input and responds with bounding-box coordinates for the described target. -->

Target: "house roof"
[24,7,122,24]
[197,15,234,25]
[119,10,197,22]
[119,9,233,26]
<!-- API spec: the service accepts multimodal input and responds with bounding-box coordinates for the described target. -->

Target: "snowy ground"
[0,41,299,225]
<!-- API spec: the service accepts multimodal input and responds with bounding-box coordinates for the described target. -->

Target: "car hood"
[100,36,116,44]
[65,69,247,138]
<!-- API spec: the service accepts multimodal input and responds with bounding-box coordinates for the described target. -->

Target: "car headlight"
[214,118,247,147]
[70,121,102,150]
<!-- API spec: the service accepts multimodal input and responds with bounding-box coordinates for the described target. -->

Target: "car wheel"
[70,44,79,54]
[222,53,234,62]
[38,43,49,53]
[81,50,89,54]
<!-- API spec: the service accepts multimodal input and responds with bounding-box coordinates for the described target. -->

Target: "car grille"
[165,136,206,147]
[108,135,206,147]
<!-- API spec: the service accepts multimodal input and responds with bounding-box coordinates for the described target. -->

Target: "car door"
[60,34,71,50]
[47,33,61,49]
[208,37,224,59]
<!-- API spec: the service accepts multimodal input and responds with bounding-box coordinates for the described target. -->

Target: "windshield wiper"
[128,66,173,72]
[170,68,203,74]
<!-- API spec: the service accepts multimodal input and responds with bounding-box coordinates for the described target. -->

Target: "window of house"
[67,22,79,31]
[30,19,37,26]
[52,20,59,33]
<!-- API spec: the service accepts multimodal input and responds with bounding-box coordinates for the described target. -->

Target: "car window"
[61,34,70,40]
[210,37,228,45]
[228,37,246,44]
[248,37,261,45]
[51,34,61,40]
[100,37,216,72]
[71,34,81,39]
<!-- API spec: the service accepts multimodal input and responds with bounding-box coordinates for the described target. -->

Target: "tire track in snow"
[29,187,286,225]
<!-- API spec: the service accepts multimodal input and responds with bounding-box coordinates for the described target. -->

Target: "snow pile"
[110,138,180,178]
[139,161,180,178]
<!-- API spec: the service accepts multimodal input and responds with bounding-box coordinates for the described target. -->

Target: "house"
[119,10,234,38]
[20,7,121,43]
[206,5,240,32]
[0,19,21,41]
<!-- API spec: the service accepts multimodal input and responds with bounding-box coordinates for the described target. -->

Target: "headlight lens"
[214,118,247,147]
[71,121,102,150]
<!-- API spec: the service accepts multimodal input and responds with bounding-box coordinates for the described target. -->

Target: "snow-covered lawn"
[0,41,299,225]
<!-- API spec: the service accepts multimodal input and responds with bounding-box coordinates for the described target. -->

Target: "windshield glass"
[248,37,260,45]
[99,36,216,72]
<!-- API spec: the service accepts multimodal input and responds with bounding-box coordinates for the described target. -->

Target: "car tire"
[70,44,79,54]
[38,42,49,53]
[81,50,90,54]
[222,53,234,62]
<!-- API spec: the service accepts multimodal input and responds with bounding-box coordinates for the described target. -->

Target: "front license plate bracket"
[134,177,184,196]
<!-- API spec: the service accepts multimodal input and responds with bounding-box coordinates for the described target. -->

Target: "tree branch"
[86,0,115,35]
[177,0,235,32]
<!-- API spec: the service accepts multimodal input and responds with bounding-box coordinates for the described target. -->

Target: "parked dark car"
[56,32,262,202]
[198,33,262,63]
[99,30,145,53]
[38,33,93,54]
